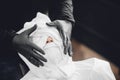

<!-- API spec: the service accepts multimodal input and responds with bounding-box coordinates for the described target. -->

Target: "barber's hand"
[12,25,47,67]
[46,20,72,56]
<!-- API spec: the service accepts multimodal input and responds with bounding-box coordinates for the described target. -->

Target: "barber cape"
[18,12,116,80]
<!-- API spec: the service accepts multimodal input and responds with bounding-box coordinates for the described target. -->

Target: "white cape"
[18,12,116,80]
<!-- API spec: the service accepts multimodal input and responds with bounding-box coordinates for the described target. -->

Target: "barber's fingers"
[18,48,40,67]
[22,25,37,36]
[47,21,72,56]
[33,50,47,62]
[28,57,44,67]
[28,50,46,66]
[25,47,47,62]
[46,21,57,27]
[46,21,63,31]
[56,26,67,54]
[47,21,68,55]
[28,57,41,67]
[57,27,68,55]
[67,39,73,56]
[46,21,65,40]
[27,41,45,55]
[27,49,46,67]
[20,47,46,67]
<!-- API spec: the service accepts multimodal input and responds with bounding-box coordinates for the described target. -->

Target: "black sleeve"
[0,29,17,49]
[49,0,75,23]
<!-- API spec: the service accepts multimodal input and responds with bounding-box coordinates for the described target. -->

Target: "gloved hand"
[12,25,47,67]
[46,20,72,56]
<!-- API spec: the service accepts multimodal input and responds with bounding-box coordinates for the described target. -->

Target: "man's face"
[18,12,67,67]
[31,28,64,66]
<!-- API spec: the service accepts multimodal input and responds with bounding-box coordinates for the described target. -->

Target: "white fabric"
[18,12,116,80]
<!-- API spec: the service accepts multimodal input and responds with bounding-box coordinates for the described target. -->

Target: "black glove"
[46,20,72,56]
[12,25,47,67]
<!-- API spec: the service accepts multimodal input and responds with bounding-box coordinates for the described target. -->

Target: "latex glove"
[46,20,72,56]
[12,25,47,67]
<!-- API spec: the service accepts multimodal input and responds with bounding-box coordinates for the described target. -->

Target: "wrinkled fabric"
[18,12,116,80]
[0,0,74,79]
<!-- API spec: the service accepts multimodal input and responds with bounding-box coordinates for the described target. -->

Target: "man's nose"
[46,36,53,43]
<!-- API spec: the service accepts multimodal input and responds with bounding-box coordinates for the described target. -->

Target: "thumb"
[46,22,56,26]
[24,25,37,35]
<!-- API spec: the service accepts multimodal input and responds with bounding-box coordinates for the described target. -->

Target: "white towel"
[18,12,116,80]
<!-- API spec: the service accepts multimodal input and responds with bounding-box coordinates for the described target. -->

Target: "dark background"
[72,0,120,68]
